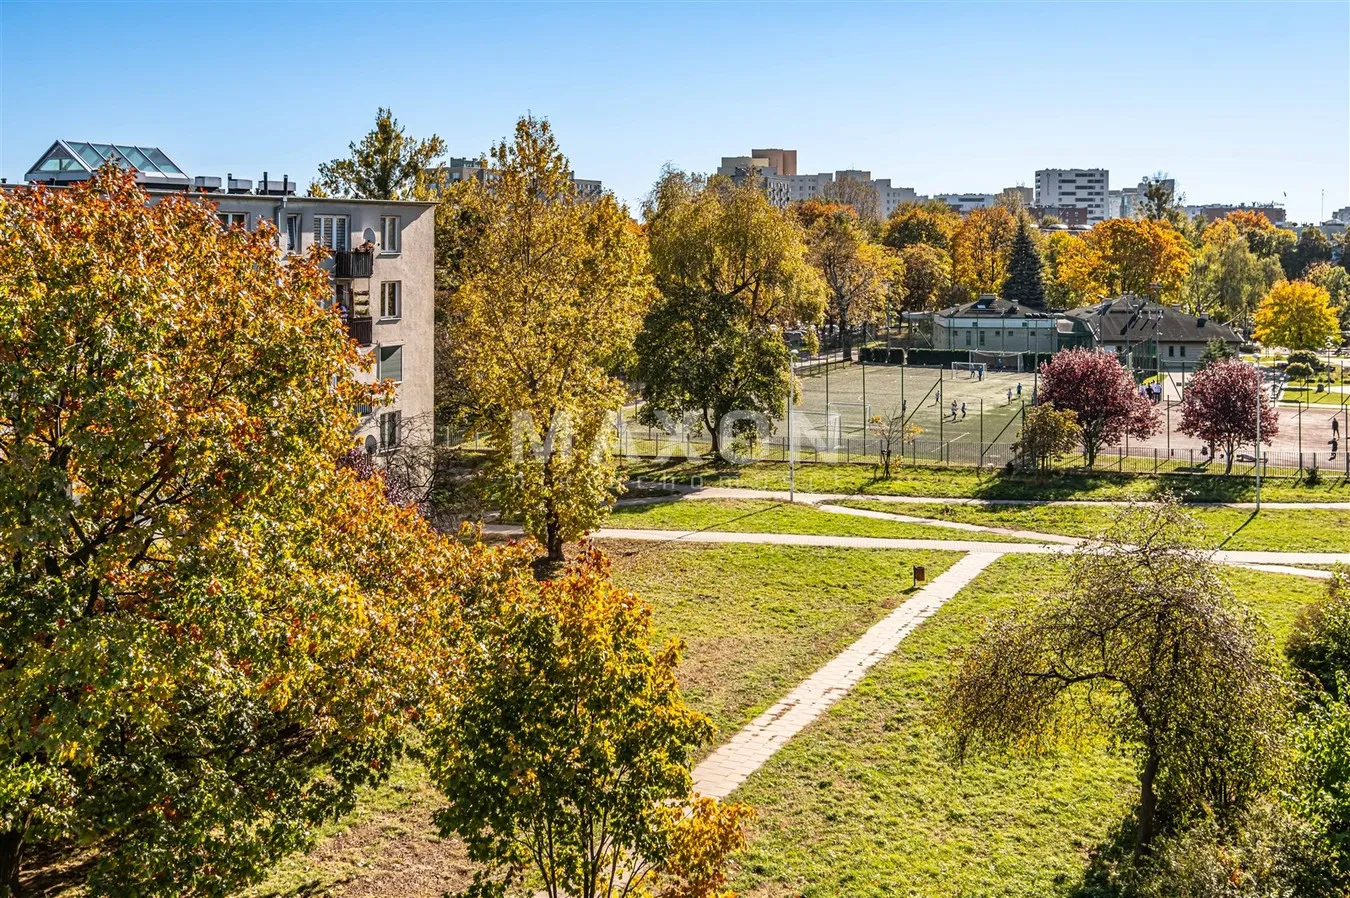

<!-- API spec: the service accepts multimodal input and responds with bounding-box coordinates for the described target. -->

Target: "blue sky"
[3,1,1347,222]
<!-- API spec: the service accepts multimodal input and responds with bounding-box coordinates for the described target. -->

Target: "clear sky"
[3,1,1347,222]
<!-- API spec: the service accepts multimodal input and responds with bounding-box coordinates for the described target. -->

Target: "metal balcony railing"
[334,249,373,279]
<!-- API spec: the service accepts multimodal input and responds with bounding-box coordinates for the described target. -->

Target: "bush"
[1289,350,1324,371]
[1286,361,1314,381]
[1287,569,1350,698]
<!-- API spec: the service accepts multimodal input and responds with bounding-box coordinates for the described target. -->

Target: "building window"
[380,215,401,253]
[979,331,986,346]
[1168,345,1175,358]
[964,331,971,347]
[1180,345,1187,357]
[377,344,403,382]
[218,212,247,229]
[285,213,301,252]
[379,281,401,320]
[313,215,349,251]
[379,410,401,451]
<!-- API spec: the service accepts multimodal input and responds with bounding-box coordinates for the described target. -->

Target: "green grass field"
[610,498,1040,544]
[842,500,1350,552]
[626,458,1350,503]
[730,555,1324,898]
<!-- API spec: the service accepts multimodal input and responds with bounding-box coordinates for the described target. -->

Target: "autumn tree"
[1038,348,1160,466]
[896,243,952,312]
[942,502,1289,857]
[1177,359,1279,473]
[1001,216,1046,309]
[1185,219,1284,323]
[1226,209,1297,262]
[426,547,753,898]
[882,199,961,252]
[1040,229,1084,308]
[314,107,446,200]
[636,170,823,457]
[805,206,903,361]
[1013,405,1083,472]
[1253,280,1342,351]
[1057,218,1194,303]
[1305,261,1350,331]
[951,206,1016,295]
[441,117,653,563]
[0,169,468,894]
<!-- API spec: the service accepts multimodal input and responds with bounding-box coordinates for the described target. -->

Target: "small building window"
[1180,345,1187,357]
[286,213,301,252]
[313,215,349,251]
[979,331,986,346]
[218,212,247,229]
[1168,345,1175,358]
[379,410,401,451]
[377,344,403,382]
[380,215,401,253]
[379,281,401,320]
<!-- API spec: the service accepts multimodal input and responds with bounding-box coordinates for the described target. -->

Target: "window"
[218,212,247,229]
[377,344,403,382]
[313,214,349,251]
[379,411,401,451]
[379,281,401,319]
[1180,345,1187,357]
[963,331,971,346]
[380,215,401,253]
[1168,345,1175,358]
[979,331,986,346]
[286,213,301,252]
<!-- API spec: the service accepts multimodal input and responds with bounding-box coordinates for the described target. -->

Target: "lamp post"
[1254,362,1262,512]
[788,348,798,503]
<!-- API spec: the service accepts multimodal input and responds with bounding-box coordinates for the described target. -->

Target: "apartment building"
[1184,202,1286,224]
[1035,168,1109,224]
[440,155,603,197]
[23,140,436,456]
[718,149,919,215]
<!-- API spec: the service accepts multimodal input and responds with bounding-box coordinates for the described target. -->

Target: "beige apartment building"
[23,140,437,456]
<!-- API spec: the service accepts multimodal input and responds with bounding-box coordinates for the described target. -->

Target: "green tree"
[1001,216,1047,309]
[427,548,753,898]
[442,116,653,563]
[881,199,961,252]
[315,107,446,200]
[1305,261,1350,330]
[1282,227,1335,280]
[1224,210,1297,262]
[1185,220,1284,323]
[1253,280,1342,351]
[1196,337,1239,372]
[636,170,823,458]
[0,168,465,894]
[868,407,921,478]
[951,206,1017,296]
[941,502,1290,857]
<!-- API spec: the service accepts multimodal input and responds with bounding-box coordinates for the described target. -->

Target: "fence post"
[979,398,985,468]
[1154,448,1158,475]
[1118,446,1123,472]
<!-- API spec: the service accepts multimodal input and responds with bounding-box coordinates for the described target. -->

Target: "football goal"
[952,361,986,378]
[970,350,1024,373]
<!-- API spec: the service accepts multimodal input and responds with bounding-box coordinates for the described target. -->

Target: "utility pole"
[1255,363,1262,512]
[788,349,797,502]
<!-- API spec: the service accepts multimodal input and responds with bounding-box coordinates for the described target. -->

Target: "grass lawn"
[609,498,1040,544]
[626,459,1350,504]
[842,500,1350,553]
[250,540,961,897]
[730,556,1324,898]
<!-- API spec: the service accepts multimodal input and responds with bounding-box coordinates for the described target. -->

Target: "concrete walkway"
[817,502,1083,545]
[622,484,1350,510]
[692,551,1007,799]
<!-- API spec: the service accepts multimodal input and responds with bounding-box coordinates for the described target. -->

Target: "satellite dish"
[363,227,378,246]
[364,435,378,456]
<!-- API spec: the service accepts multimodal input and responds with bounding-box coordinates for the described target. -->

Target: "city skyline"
[2,1,1347,222]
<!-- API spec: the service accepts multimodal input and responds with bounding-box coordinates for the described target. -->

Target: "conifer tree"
[1001,217,1047,309]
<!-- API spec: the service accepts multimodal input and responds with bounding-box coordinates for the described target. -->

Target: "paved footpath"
[691,551,1007,799]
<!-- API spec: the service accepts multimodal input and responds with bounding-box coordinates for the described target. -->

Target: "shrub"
[1289,349,1324,371]
[1287,569,1350,698]
[1286,361,1314,381]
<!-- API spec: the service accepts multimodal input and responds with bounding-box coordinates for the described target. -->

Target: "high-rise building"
[1035,168,1109,224]
[751,148,797,177]
[719,149,919,216]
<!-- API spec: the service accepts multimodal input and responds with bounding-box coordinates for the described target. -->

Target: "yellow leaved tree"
[1057,218,1194,303]
[440,117,654,563]
[1253,280,1342,351]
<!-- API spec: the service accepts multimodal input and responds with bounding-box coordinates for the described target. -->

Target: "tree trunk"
[839,310,852,362]
[704,408,721,460]
[0,814,29,898]
[1223,440,1234,475]
[1134,743,1161,859]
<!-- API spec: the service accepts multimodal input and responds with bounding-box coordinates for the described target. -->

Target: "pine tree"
[1001,217,1047,309]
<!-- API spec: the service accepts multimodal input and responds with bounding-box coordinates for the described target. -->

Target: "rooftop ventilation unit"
[193,175,222,192]
[226,174,252,194]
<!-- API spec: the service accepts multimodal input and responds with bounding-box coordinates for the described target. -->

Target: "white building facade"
[1035,168,1109,224]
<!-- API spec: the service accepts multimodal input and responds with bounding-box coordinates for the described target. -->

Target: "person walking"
[960,402,967,419]
[1016,382,1023,398]
[950,399,958,420]
[1334,416,1341,438]
[1007,388,1013,404]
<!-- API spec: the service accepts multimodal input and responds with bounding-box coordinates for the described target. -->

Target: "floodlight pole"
[789,349,798,503]
[1255,364,1262,512]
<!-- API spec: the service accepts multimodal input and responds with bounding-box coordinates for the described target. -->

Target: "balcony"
[334,248,373,279]
[347,315,373,347]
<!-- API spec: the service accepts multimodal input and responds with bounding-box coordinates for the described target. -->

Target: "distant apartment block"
[1184,202,1286,225]
[1107,177,1176,219]
[1035,168,1109,224]
[440,156,603,197]
[1333,206,1350,224]
[23,140,436,456]
[718,149,919,216]
[933,193,995,213]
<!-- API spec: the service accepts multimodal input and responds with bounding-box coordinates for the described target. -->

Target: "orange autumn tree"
[0,168,470,896]
[951,206,1017,296]
[1057,218,1194,304]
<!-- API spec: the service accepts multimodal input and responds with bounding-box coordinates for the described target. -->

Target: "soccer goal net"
[952,361,986,378]
[970,350,1024,373]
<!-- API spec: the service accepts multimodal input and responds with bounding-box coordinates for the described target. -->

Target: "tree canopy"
[438,116,653,562]
[314,107,446,200]
[0,168,466,894]
[1253,280,1342,351]
[1178,359,1279,473]
[1037,349,1160,466]
[1056,218,1194,304]
[882,200,961,253]
[805,206,902,360]
[1001,216,1047,309]
[951,206,1016,296]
